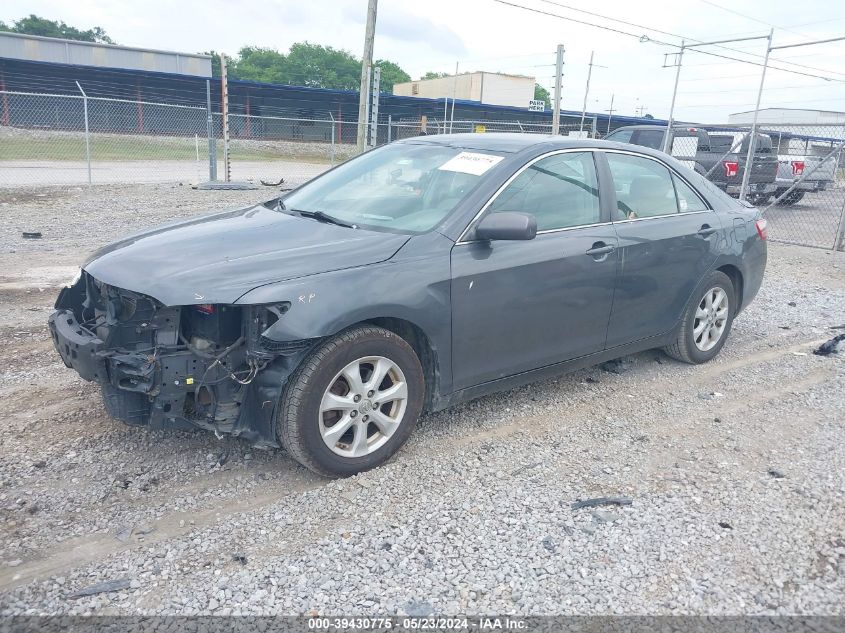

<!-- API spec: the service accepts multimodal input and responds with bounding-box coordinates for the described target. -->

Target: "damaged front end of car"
[48,271,314,447]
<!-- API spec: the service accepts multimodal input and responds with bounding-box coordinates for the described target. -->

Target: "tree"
[1,14,114,43]
[202,42,411,92]
[203,51,224,78]
[231,47,289,84]
[421,71,450,80]
[280,42,360,89]
[644,113,655,120]
[534,84,551,108]
[374,59,410,93]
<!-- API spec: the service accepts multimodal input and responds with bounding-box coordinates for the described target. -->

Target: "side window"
[606,153,679,220]
[488,152,600,231]
[672,174,709,212]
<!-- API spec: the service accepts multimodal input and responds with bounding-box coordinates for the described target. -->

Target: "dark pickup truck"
[605,125,779,204]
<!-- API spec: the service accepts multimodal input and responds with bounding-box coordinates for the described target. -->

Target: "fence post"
[387,114,392,143]
[835,197,845,252]
[329,112,336,167]
[75,81,92,186]
[206,79,217,181]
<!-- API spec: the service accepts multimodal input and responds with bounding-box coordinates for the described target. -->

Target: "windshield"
[281,143,502,233]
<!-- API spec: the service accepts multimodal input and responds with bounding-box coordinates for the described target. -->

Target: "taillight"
[791,161,804,176]
[195,304,216,314]
[755,218,768,240]
[724,161,739,178]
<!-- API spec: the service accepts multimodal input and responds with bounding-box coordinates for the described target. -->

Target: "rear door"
[450,150,618,390]
[600,150,721,347]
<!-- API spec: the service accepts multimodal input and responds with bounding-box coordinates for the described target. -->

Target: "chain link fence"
[657,122,845,250]
[2,89,843,250]
[0,90,339,189]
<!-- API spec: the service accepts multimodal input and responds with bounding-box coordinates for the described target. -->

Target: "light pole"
[551,44,565,135]
[579,52,606,135]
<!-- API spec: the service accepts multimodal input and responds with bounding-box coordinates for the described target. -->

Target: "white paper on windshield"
[438,152,504,176]
[672,136,698,157]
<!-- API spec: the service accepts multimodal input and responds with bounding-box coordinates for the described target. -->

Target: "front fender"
[235,232,455,393]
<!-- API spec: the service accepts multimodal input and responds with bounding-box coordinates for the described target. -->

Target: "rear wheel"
[278,325,424,477]
[776,190,804,206]
[747,193,771,206]
[664,271,735,364]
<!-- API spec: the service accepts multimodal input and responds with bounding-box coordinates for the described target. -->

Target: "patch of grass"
[0,135,336,163]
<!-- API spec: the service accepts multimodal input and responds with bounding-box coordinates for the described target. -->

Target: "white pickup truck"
[774,153,838,206]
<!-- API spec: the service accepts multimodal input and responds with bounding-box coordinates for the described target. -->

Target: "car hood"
[83,203,411,305]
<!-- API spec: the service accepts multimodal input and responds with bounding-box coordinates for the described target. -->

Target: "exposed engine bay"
[48,271,314,447]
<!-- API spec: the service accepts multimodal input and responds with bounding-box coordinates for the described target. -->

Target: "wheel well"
[717,264,744,311]
[364,317,439,411]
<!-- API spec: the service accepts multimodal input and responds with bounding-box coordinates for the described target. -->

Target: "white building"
[393,72,536,109]
[728,107,845,125]
[728,108,845,150]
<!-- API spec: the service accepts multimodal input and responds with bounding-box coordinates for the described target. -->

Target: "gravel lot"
[1,183,844,616]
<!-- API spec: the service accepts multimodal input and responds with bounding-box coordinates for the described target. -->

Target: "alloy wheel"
[693,287,729,352]
[318,356,409,458]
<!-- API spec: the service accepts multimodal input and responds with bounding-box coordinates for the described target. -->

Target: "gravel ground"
[0,183,844,616]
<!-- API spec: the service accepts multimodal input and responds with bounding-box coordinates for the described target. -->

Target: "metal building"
[393,72,536,108]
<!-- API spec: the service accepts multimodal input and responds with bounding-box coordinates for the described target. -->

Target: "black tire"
[278,325,425,477]
[747,193,771,206]
[664,271,735,364]
[776,190,804,206]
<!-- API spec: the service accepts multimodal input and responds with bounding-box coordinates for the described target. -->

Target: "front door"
[601,151,722,347]
[450,151,618,391]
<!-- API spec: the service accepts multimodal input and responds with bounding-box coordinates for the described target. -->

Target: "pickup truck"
[771,153,838,206]
[605,125,778,204]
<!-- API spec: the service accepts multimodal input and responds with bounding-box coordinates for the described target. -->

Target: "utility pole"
[220,53,230,182]
[579,52,606,134]
[357,0,378,153]
[662,42,684,154]
[551,44,564,135]
[605,94,615,135]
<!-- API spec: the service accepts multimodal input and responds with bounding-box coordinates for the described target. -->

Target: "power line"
[491,0,845,84]
[527,0,845,78]
[699,0,813,39]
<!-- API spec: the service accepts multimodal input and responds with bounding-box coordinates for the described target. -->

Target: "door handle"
[585,242,616,258]
[697,224,717,237]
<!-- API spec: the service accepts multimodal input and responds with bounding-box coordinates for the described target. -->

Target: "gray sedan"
[49,134,768,477]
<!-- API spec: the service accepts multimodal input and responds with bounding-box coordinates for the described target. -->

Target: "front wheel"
[278,325,424,477]
[664,271,735,364]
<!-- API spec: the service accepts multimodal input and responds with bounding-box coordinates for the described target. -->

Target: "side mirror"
[474,212,537,241]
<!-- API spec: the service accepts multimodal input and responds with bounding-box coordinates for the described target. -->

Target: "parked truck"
[605,125,779,204]
[771,153,838,206]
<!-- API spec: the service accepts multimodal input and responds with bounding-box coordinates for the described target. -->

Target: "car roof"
[398,132,639,154]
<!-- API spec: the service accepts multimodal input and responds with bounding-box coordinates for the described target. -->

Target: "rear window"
[634,129,664,150]
[710,135,732,151]
[605,129,634,144]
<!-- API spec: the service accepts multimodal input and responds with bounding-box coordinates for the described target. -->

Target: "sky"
[3,0,845,122]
